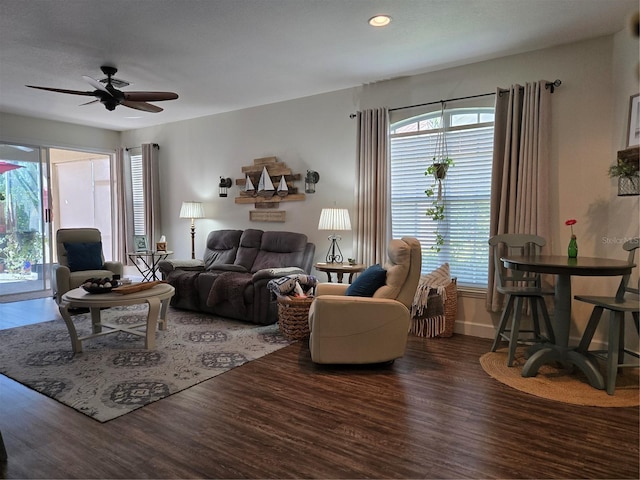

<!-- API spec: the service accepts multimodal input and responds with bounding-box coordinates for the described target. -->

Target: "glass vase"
[568,235,578,259]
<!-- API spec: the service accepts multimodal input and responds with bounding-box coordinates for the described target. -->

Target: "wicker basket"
[410,278,458,338]
[439,278,458,337]
[277,295,314,340]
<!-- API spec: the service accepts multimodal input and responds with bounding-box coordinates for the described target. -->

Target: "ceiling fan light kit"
[25,65,178,113]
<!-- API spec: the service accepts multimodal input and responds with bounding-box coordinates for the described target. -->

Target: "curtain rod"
[349,79,562,118]
[125,143,159,151]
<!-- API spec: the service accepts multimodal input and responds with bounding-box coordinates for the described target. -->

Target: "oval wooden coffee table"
[58,283,175,353]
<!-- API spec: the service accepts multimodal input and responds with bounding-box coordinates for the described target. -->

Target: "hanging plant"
[424,102,453,252]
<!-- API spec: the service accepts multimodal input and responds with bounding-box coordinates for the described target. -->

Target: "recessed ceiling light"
[369,15,392,27]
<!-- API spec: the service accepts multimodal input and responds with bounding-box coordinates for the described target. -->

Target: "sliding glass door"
[50,149,114,260]
[0,144,51,299]
[0,145,116,301]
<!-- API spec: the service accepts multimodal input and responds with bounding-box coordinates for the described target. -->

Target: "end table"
[314,262,365,283]
[127,251,173,281]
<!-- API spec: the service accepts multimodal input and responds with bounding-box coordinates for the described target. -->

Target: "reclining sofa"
[158,229,315,325]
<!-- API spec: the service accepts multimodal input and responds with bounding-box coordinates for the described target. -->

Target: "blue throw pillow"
[64,242,103,272]
[346,264,387,297]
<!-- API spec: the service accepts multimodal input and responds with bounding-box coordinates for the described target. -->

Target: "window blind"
[129,154,145,236]
[390,113,493,287]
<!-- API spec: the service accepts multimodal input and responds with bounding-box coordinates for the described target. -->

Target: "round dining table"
[500,254,635,390]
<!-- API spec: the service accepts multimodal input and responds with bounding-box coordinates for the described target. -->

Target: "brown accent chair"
[308,237,422,364]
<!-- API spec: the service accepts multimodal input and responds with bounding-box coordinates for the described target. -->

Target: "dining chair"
[574,237,639,395]
[489,234,555,366]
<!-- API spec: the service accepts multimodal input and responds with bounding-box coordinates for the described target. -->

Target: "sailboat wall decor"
[277,176,289,197]
[234,156,307,222]
[257,166,275,198]
[245,175,256,196]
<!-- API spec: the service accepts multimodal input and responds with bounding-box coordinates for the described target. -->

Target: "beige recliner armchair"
[308,237,422,364]
[52,228,124,303]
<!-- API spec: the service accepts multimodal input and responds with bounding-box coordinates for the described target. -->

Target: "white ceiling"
[0,0,637,132]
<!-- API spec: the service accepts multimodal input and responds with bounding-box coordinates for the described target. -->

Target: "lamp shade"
[179,201,205,219]
[318,208,351,231]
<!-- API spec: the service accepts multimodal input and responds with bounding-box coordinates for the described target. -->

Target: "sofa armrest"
[103,261,124,276]
[252,267,306,282]
[158,259,205,275]
[208,264,248,273]
[53,264,70,303]
[316,282,349,296]
[309,295,409,331]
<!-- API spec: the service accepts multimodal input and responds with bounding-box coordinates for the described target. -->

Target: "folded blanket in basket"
[410,263,453,338]
[267,274,317,298]
[411,263,451,318]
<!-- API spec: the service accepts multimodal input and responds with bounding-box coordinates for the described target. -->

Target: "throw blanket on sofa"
[168,270,201,306]
[206,271,253,315]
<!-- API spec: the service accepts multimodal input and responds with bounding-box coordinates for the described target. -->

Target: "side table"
[128,251,173,281]
[314,262,365,283]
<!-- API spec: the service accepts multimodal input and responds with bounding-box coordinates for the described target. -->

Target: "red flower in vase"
[565,219,577,237]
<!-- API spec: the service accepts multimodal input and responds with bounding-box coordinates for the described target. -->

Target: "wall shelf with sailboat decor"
[234,156,306,221]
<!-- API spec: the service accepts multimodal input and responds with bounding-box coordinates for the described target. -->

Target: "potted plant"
[609,148,639,196]
[427,156,454,180]
[424,158,454,252]
[424,103,453,252]
[424,174,451,252]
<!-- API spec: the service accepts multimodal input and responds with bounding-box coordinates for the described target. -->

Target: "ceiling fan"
[26,66,179,113]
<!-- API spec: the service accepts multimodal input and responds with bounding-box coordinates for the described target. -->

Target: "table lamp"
[318,207,351,263]
[179,201,205,259]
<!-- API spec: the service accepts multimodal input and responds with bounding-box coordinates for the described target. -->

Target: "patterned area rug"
[0,305,291,422]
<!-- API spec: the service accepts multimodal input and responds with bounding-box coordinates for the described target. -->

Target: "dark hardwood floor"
[0,298,638,479]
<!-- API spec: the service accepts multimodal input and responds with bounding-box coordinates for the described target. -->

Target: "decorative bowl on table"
[82,277,119,294]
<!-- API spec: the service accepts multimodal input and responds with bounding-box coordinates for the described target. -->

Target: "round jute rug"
[480,347,639,407]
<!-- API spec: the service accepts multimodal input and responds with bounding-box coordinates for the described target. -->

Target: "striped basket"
[410,278,458,338]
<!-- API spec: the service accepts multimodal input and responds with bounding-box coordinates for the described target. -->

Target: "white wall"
[0,112,120,151]
[120,88,358,265]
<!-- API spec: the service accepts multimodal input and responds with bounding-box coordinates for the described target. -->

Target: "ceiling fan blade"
[26,85,96,97]
[79,99,100,106]
[122,100,163,113]
[82,75,112,95]
[123,91,178,102]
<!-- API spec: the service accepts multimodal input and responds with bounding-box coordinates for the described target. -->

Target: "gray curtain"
[354,107,390,267]
[142,143,162,248]
[487,81,552,311]
[114,147,130,264]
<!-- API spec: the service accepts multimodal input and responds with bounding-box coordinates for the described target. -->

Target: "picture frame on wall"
[628,93,640,147]
[133,235,149,252]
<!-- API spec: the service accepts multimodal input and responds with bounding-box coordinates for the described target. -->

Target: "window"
[390,108,494,288]
[129,152,145,236]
